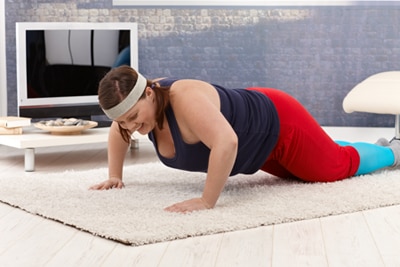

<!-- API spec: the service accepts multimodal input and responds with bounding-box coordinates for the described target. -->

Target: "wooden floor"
[1,127,400,267]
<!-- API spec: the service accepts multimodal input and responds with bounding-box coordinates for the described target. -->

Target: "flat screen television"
[16,22,138,126]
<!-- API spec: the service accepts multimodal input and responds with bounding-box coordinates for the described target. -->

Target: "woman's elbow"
[226,133,239,153]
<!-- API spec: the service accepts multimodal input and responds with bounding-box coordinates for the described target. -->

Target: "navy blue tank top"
[148,79,280,176]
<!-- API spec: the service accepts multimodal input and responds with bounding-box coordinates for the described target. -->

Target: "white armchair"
[343,71,400,139]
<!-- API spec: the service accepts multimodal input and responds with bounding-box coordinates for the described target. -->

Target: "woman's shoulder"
[170,79,215,90]
[168,79,220,106]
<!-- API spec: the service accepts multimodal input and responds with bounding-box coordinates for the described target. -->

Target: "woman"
[90,65,400,213]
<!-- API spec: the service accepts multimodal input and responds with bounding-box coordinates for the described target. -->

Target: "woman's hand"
[89,177,124,190]
[164,198,211,213]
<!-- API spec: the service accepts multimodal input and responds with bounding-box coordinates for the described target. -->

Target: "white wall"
[0,0,7,116]
[113,0,358,6]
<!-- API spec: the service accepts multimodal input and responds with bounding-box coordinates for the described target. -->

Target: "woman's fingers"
[89,179,124,190]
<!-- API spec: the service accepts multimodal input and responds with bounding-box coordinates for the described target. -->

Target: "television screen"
[16,22,138,125]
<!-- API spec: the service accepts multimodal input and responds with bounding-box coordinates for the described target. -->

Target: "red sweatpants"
[247,87,360,182]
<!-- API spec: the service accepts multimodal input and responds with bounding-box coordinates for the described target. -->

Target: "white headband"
[102,73,147,119]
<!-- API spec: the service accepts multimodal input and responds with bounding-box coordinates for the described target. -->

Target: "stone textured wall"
[5,1,400,127]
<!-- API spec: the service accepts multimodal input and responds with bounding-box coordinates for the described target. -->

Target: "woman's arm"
[90,121,130,190]
[164,80,238,213]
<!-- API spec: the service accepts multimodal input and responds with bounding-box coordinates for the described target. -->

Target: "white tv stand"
[0,127,126,171]
[0,126,145,172]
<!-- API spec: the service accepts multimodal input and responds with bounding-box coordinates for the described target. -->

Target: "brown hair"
[98,65,170,143]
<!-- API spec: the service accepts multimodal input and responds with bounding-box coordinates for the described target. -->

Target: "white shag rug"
[1,162,400,246]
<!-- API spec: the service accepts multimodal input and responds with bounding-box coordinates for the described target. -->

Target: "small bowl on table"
[34,118,98,135]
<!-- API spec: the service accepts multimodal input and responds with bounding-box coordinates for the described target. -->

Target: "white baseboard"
[0,2,6,116]
[323,126,395,143]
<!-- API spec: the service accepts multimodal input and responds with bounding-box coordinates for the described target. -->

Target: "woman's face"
[115,87,157,135]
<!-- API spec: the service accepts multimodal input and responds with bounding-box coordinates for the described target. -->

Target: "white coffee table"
[0,127,111,172]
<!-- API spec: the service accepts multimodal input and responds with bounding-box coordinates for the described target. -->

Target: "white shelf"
[0,127,111,172]
[0,127,110,149]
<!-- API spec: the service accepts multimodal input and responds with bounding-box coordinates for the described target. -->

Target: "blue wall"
[5,1,400,127]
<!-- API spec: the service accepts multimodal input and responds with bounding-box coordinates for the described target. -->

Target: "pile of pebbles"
[36,118,90,127]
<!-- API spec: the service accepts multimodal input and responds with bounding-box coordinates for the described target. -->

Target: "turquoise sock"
[335,141,395,175]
